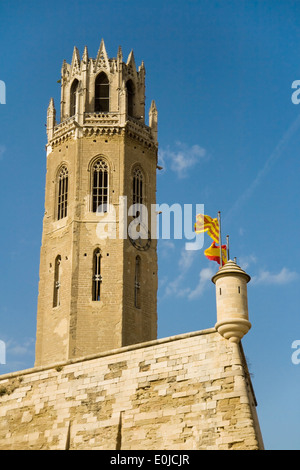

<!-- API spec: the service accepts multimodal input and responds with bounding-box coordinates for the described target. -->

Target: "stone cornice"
[48,113,157,149]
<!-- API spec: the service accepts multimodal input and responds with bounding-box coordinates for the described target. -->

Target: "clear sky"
[1,0,300,450]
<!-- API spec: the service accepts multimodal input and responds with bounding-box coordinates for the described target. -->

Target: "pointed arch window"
[70,79,79,117]
[53,255,61,308]
[126,80,135,117]
[92,249,102,301]
[133,167,144,206]
[134,256,141,309]
[92,158,109,213]
[95,72,109,112]
[57,166,68,220]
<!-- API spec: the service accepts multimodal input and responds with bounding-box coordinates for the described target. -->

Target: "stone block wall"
[0,329,263,450]
[36,132,158,367]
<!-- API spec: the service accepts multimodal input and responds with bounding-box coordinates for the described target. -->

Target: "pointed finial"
[149,100,158,142]
[98,38,107,56]
[117,45,123,61]
[96,39,109,68]
[126,49,136,69]
[48,97,55,110]
[82,45,89,62]
[47,98,56,140]
[71,46,80,72]
[139,60,146,75]
[61,59,68,76]
[71,46,80,62]
[150,100,157,113]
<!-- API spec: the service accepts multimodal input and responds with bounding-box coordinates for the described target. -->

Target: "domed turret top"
[212,259,251,285]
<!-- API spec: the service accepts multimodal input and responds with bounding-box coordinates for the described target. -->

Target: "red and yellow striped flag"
[194,213,219,243]
[204,242,227,265]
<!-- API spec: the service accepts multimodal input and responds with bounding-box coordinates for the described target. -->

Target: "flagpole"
[226,235,230,261]
[218,211,222,267]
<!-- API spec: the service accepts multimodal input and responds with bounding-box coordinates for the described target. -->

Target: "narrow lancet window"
[53,255,61,307]
[126,80,135,117]
[95,72,109,112]
[92,249,102,301]
[92,159,109,212]
[57,166,68,220]
[132,167,144,218]
[134,256,141,309]
[133,167,144,206]
[70,79,79,117]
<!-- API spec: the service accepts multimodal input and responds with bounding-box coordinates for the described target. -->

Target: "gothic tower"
[35,40,158,367]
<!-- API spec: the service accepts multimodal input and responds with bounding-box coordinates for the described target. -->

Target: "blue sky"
[1,0,300,450]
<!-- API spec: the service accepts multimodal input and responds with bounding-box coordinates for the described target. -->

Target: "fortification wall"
[0,329,263,450]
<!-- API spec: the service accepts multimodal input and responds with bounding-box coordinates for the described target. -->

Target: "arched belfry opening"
[70,79,79,117]
[95,72,109,112]
[126,79,135,117]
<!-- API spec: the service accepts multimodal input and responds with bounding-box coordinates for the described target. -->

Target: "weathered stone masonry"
[0,329,263,450]
[0,41,264,450]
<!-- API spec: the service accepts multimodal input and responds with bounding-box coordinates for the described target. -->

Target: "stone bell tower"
[35,40,158,367]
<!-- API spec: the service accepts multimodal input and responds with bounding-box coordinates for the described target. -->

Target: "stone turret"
[212,260,251,343]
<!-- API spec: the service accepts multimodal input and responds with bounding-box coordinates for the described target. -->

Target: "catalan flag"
[194,213,219,243]
[204,242,227,265]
